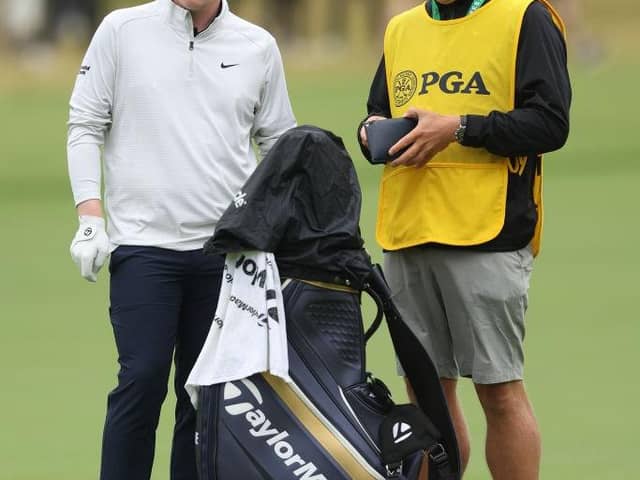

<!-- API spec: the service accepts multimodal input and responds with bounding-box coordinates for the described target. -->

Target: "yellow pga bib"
[377,0,563,252]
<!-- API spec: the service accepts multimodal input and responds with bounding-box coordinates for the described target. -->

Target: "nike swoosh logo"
[220,62,239,69]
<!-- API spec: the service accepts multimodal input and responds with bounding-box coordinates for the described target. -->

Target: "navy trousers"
[100,246,225,480]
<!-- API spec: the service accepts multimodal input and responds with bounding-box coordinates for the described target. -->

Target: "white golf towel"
[186,251,291,408]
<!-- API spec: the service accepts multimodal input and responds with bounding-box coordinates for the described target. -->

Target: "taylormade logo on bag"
[392,422,413,444]
[224,379,327,480]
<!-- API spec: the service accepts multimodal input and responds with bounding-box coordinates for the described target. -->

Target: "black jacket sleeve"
[358,1,571,158]
[464,1,571,156]
[357,57,391,161]
[365,57,392,119]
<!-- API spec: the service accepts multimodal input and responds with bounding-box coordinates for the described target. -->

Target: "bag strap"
[363,265,461,480]
[364,281,385,342]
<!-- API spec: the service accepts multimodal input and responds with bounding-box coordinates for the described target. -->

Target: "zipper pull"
[189,40,194,51]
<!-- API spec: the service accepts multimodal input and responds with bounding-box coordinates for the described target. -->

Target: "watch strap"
[455,115,467,144]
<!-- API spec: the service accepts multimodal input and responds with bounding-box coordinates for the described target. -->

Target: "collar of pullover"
[163,0,229,40]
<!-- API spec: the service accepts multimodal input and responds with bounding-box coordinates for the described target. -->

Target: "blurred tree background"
[0,0,412,51]
[1,0,635,94]
[1,0,636,90]
[1,0,633,66]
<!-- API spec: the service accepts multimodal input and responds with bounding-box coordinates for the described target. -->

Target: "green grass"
[1,57,638,479]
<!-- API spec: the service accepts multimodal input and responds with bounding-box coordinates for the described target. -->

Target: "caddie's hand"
[359,115,388,147]
[70,215,110,282]
[388,107,459,168]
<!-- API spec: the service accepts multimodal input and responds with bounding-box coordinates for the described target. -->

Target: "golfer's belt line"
[263,374,386,480]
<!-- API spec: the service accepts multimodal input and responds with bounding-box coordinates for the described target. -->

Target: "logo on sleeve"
[233,191,247,208]
[78,65,91,75]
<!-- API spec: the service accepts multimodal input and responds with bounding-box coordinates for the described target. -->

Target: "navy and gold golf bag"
[195,126,461,480]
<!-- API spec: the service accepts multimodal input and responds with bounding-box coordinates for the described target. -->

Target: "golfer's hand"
[70,215,110,282]
[389,108,459,168]
[359,115,387,147]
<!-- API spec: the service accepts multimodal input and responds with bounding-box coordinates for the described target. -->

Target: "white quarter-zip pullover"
[67,0,296,250]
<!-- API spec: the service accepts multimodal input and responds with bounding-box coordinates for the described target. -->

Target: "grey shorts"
[384,246,534,384]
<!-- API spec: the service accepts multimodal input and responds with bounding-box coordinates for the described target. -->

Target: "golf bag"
[194,126,461,480]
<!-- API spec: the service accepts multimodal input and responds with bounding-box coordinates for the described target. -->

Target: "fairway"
[1,56,638,480]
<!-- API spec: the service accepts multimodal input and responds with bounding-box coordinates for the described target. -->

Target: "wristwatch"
[454,115,467,144]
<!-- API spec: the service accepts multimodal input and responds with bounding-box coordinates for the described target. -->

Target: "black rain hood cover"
[204,125,373,288]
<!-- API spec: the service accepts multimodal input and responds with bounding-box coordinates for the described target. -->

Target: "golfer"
[66,0,295,478]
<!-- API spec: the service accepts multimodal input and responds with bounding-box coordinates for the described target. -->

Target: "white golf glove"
[70,215,110,282]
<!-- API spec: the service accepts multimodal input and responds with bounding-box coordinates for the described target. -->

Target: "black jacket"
[205,126,373,288]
